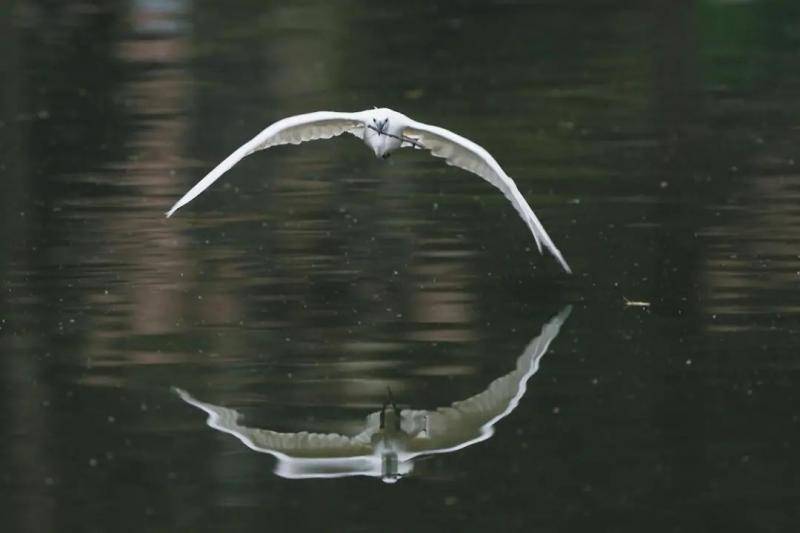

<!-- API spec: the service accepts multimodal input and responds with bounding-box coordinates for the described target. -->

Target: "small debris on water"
[623,297,650,308]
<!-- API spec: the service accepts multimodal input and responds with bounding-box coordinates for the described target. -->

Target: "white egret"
[174,306,571,483]
[166,108,571,272]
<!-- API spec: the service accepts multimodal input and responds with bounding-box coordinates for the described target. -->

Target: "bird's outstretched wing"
[174,388,372,458]
[402,306,572,456]
[402,120,571,273]
[166,111,366,217]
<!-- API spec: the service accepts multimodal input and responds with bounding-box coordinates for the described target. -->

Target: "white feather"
[402,118,571,273]
[165,111,366,217]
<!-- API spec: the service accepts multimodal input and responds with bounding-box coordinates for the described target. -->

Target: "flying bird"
[166,108,571,272]
[174,306,571,483]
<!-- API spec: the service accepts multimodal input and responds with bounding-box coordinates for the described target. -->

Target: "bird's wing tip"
[535,260,572,274]
[548,248,572,274]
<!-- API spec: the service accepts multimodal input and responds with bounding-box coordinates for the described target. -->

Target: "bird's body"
[166,107,571,272]
[362,108,408,157]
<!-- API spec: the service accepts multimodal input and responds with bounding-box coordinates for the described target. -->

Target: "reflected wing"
[174,388,373,459]
[403,306,572,456]
[402,119,570,273]
[166,111,367,217]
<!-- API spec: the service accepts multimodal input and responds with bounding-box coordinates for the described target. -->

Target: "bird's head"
[372,117,389,134]
[380,452,412,484]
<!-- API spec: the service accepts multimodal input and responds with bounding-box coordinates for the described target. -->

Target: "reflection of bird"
[166,108,570,272]
[174,306,571,483]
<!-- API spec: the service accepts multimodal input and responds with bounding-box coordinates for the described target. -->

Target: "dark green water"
[2,1,799,531]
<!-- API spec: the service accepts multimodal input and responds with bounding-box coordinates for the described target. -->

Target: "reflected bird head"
[381,452,411,484]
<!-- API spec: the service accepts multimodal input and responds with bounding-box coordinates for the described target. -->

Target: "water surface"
[1,1,799,531]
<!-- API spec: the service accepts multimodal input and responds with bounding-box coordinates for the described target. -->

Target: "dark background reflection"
[1,1,799,531]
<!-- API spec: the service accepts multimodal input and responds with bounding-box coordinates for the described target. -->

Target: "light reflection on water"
[175,307,570,483]
[2,0,800,531]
